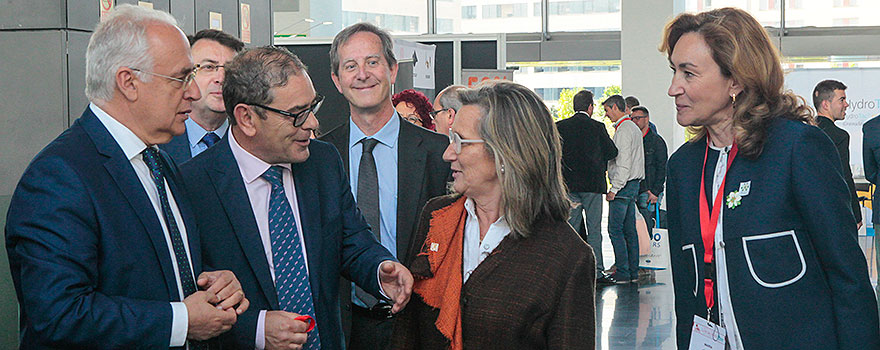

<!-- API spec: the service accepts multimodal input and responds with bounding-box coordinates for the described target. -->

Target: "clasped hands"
[184,270,250,341]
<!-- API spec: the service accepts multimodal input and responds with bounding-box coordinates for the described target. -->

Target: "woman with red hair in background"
[394,89,435,130]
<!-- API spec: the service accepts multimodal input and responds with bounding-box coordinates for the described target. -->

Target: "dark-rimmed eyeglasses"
[129,67,197,89]
[196,63,224,74]
[429,108,452,120]
[249,94,324,128]
[447,131,484,154]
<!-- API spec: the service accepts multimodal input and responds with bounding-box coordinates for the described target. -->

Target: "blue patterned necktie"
[261,166,321,349]
[142,148,197,297]
[202,132,220,148]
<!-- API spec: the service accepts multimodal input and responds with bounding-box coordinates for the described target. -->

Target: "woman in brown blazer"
[391,81,596,350]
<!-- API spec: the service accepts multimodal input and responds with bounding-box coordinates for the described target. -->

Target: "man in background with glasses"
[5,5,249,348]
[161,29,244,164]
[432,84,465,134]
[320,22,451,350]
[180,46,413,350]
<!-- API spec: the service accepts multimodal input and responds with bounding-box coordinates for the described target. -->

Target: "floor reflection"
[596,270,677,350]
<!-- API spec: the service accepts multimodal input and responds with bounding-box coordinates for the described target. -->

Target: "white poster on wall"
[393,39,436,90]
[786,68,880,178]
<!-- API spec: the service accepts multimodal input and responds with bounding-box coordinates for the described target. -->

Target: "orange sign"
[100,0,114,20]
[240,3,251,44]
[462,69,514,88]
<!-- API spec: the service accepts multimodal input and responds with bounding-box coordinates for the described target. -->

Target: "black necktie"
[143,148,209,350]
[355,138,381,307]
[142,148,197,297]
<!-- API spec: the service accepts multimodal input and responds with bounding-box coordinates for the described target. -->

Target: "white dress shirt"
[708,143,744,350]
[462,198,511,283]
[608,118,646,193]
[90,103,192,347]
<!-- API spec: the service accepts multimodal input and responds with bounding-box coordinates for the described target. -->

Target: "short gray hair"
[222,46,308,125]
[329,22,396,76]
[85,4,178,103]
[436,85,465,112]
[457,81,570,239]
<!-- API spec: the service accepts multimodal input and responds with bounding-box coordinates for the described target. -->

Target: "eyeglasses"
[429,108,452,120]
[249,94,324,128]
[196,63,224,74]
[447,131,484,154]
[129,67,197,89]
[403,114,423,125]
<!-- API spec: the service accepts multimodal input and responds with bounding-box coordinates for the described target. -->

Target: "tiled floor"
[595,270,677,350]
[591,201,678,349]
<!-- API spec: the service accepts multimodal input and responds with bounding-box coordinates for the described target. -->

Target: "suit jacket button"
[461,296,468,306]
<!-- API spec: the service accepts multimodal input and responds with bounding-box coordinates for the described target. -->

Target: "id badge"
[688,315,726,350]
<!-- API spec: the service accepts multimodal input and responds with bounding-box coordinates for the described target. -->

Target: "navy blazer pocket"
[741,230,806,288]
[681,244,699,297]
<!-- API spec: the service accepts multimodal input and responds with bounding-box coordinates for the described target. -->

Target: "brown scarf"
[412,196,468,350]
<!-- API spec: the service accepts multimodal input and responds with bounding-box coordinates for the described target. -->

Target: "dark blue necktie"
[261,166,321,349]
[202,132,220,148]
[142,147,197,297]
[142,148,208,350]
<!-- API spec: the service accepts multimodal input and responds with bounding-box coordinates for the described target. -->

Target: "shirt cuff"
[170,302,188,347]
[376,260,392,300]
[256,310,267,350]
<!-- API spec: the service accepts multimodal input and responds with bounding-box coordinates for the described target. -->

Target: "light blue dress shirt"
[348,112,400,307]
[185,117,229,158]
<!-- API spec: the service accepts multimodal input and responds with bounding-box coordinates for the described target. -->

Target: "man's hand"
[378,261,413,313]
[647,191,659,204]
[265,311,310,350]
[606,191,616,201]
[184,291,237,341]
[858,221,864,230]
[197,270,249,315]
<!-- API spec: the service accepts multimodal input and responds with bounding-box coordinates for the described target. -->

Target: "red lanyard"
[614,117,632,130]
[698,138,737,311]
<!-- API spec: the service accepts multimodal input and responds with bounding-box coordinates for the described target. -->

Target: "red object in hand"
[294,315,316,332]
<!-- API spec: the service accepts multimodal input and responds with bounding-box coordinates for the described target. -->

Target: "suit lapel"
[291,156,324,301]
[82,111,179,300]
[210,140,280,308]
[397,121,427,259]
[160,133,192,163]
[321,123,351,175]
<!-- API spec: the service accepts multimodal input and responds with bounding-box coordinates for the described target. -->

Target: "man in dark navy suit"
[180,46,412,350]
[5,5,247,349]
[813,79,861,232]
[556,89,617,284]
[863,113,880,314]
[160,29,244,164]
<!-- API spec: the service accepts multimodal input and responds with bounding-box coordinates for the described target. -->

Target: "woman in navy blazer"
[662,8,880,349]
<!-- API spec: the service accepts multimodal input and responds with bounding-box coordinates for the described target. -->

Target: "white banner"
[786,68,880,178]
[393,39,436,90]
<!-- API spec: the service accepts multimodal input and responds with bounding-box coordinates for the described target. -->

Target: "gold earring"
[731,93,737,108]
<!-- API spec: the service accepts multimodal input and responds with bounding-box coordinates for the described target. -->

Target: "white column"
[621,0,686,153]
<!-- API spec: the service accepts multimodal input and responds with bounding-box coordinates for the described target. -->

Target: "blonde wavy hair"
[457,81,571,238]
[660,7,813,159]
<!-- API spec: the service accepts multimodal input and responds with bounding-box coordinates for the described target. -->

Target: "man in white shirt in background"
[603,94,645,284]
